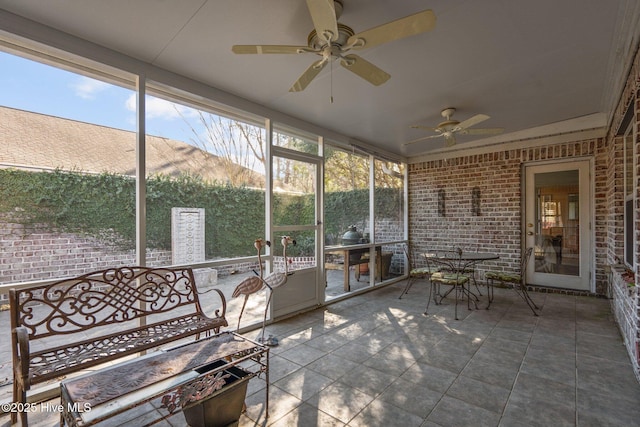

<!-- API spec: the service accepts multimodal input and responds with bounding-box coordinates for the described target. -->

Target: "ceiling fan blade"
[403,134,443,146]
[289,59,327,92]
[347,9,436,50]
[454,114,490,131]
[461,127,504,135]
[339,54,390,86]
[232,45,312,54]
[306,0,339,43]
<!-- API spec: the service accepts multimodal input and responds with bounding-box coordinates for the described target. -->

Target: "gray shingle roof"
[0,106,260,185]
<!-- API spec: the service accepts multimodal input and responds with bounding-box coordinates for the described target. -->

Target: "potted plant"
[622,268,636,297]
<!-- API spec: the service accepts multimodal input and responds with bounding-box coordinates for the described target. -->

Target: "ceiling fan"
[405,108,504,147]
[232,0,436,92]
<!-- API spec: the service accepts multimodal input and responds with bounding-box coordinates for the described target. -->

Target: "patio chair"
[398,243,439,299]
[485,247,539,315]
[424,249,475,320]
[439,245,482,295]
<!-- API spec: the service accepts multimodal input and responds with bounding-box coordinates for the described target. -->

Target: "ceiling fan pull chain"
[330,59,334,103]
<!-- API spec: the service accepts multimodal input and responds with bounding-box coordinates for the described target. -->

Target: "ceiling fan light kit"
[231,0,436,92]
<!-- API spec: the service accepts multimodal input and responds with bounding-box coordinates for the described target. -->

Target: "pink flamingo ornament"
[231,238,270,331]
[259,236,296,345]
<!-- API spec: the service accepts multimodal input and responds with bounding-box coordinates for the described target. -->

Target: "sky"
[0,50,200,142]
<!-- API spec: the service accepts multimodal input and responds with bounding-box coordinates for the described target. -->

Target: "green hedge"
[0,169,401,257]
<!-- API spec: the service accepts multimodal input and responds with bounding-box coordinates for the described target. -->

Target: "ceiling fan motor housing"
[438,108,459,131]
[437,119,459,131]
[307,23,354,50]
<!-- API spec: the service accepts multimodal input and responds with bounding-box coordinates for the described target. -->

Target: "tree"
[177,107,404,192]
[324,147,369,191]
[181,111,266,187]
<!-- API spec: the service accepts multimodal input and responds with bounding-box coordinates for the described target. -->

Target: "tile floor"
[2,281,640,426]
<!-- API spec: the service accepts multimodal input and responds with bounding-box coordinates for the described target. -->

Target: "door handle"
[527,231,534,236]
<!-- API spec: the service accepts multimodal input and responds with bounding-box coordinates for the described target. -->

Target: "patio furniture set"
[7,246,535,425]
[399,244,538,319]
[8,266,269,426]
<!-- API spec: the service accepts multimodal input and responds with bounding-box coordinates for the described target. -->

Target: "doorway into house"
[524,160,592,291]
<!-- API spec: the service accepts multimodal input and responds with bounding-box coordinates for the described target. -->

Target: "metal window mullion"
[265,118,273,276]
[318,136,326,303]
[136,75,147,329]
[369,155,375,286]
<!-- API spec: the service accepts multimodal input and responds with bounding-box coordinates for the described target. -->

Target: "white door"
[524,160,592,290]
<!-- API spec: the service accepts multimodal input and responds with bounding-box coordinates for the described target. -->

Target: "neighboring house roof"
[0,106,262,185]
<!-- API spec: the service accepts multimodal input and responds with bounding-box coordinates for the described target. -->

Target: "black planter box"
[183,360,251,427]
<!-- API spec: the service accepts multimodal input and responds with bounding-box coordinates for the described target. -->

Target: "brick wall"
[373,218,403,242]
[407,43,640,380]
[0,220,283,289]
[605,43,640,382]
[0,219,344,296]
[605,136,624,267]
[408,141,606,291]
[0,221,172,286]
[0,216,400,289]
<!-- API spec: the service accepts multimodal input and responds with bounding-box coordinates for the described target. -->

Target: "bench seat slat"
[29,313,226,382]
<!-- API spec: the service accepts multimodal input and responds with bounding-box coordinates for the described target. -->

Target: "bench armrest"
[196,287,227,322]
[12,326,31,389]
[208,288,227,321]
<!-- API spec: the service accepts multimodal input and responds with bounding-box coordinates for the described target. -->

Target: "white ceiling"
[1,0,639,160]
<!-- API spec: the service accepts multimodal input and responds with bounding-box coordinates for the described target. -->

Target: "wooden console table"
[60,332,268,426]
[326,245,382,291]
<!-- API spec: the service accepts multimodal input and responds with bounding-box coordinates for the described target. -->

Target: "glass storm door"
[524,160,591,291]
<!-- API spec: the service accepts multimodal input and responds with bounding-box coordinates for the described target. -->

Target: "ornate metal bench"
[9,266,228,426]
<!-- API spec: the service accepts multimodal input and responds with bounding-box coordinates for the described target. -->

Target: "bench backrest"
[9,266,204,340]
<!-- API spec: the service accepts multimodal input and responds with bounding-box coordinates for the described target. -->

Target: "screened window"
[374,159,406,280]
[144,85,267,265]
[273,124,318,155]
[0,50,137,285]
[323,145,370,245]
[374,159,405,242]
